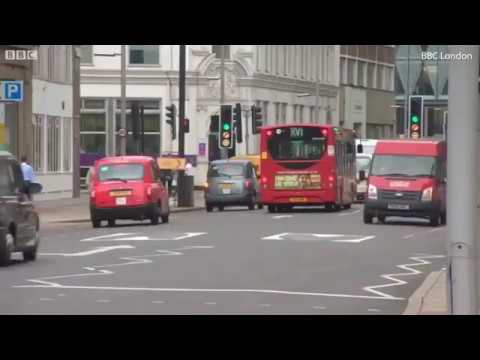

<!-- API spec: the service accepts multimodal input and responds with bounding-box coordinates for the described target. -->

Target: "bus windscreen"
[267,127,327,161]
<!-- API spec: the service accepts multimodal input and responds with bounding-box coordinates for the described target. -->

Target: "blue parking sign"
[0,81,23,102]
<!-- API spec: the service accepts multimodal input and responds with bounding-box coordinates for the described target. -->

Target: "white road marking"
[368,308,381,312]
[40,245,134,257]
[338,210,361,217]
[39,298,54,301]
[272,215,293,220]
[262,232,374,243]
[403,234,415,239]
[81,232,207,242]
[204,302,217,305]
[81,233,136,242]
[14,285,405,301]
[313,306,327,310]
[57,294,66,297]
[363,254,446,299]
[152,300,165,304]
[259,304,271,307]
[96,299,110,303]
[428,228,443,233]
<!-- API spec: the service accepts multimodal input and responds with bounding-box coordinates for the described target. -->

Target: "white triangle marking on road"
[40,245,134,257]
[81,233,136,242]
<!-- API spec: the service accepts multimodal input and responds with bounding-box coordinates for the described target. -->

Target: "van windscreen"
[370,155,436,177]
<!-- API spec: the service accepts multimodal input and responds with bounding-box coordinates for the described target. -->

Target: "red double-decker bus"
[259,124,357,213]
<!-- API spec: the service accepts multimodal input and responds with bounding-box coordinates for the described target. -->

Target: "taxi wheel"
[0,231,14,267]
[23,230,39,262]
[92,220,101,228]
[429,213,440,227]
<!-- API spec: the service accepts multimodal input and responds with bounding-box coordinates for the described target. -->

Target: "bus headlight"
[368,184,377,200]
[421,187,433,202]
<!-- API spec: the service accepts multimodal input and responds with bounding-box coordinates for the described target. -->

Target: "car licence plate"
[388,203,410,210]
[116,197,127,206]
[222,189,232,195]
[110,190,132,197]
[290,197,308,203]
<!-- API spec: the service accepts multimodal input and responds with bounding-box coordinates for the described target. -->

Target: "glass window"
[47,116,61,172]
[83,99,105,109]
[79,45,93,64]
[370,155,436,177]
[347,59,355,84]
[212,45,230,59]
[81,113,106,132]
[377,65,384,89]
[63,117,72,172]
[129,45,159,65]
[208,163,245,178]
[357,61,365,86]
[98,163,144,181]
[367,63,375,88]
[32,114,44,172]
[81,134,106,155]
[267,127,327,161]
[0,160,16,196]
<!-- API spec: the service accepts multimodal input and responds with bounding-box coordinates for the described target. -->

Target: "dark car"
[0,151,41,266]
[204,160,263,212]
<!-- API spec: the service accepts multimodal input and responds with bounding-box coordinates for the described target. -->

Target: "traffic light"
[251,105,263,134]
[131,101,140,140]
[219,105,233,149]
[233,103,243,143]
[165,104,176,140]
[182,118,190,133]
[408,96,424,139]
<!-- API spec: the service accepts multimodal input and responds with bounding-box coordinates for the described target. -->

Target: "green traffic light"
[411,115,419,124]
[223,123,230,131]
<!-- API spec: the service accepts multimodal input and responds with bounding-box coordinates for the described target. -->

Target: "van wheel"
[108,219,115,227]
[92,219,101,228]
[0,231,14,267]
[363,210,373,224]
[268,205,277,213]
[161,214,169,224]
[429,213,440,227]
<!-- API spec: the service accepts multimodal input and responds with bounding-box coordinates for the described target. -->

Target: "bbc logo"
[5,49,38,61]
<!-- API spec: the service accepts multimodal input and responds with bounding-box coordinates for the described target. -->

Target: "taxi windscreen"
[98,163,144,181]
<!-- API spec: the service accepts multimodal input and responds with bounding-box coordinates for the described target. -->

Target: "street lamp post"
[120,45,127,156]
[93,48,126,155]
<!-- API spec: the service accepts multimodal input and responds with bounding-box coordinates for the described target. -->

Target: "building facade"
[1,45,76,200]
[80,45,342,186]
[394,45,449,137]
[339,45,396,139]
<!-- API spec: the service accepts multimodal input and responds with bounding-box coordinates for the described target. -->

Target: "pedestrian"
[20,155,35,200]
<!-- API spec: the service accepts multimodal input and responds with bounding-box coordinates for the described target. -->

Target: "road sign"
[0,81,23,102]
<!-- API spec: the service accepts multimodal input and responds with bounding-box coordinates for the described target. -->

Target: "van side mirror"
[357,144,363,154]
[359,170,366,181]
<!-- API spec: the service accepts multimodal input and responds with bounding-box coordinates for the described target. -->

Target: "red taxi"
[361,139,446,226]
[90,156,170,228]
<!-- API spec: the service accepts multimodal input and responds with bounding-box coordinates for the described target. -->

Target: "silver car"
[205,160,263,212]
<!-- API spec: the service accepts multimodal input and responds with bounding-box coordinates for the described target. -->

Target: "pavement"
[403,269,448,315]
[34,190,205,224]
[0,203,448,315]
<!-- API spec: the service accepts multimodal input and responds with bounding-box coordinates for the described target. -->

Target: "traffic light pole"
[177,44,188,207]
[447,45,479,314]
[220,45,228,160]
